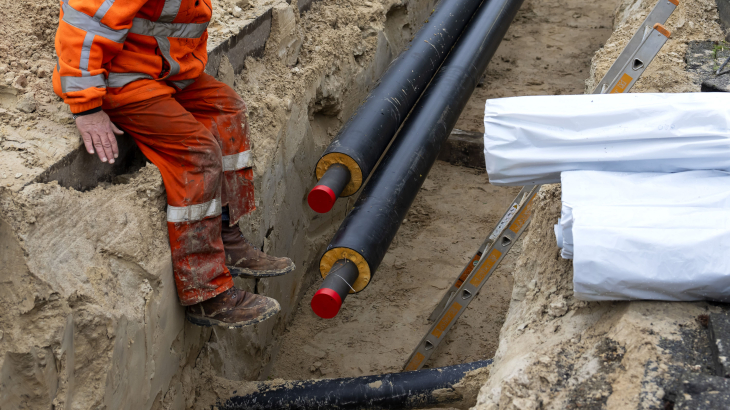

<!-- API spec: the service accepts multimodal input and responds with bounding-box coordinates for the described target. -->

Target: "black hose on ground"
[308,0,487,213]
[217,360,492,410]
[316,0,525,307]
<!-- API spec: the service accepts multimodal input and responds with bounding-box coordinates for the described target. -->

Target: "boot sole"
[228,261,296,278]
[186,303,280,328]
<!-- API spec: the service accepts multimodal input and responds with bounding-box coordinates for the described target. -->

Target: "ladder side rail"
[427,187,537,321]
[404,186,539,371]
[601,25,670,94]
[594,0,677,93]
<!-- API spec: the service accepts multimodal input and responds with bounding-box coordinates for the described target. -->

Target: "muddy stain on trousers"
[106,73,255,305]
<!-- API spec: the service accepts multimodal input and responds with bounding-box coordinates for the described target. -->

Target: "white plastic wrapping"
[557,206,574,259]
[483,93,730,186]
[558,170,730,301]
[556,170,730,259]
[572,205,730,302]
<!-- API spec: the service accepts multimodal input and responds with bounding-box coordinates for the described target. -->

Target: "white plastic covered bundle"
[558,170,730,302]
[483,93,730,186]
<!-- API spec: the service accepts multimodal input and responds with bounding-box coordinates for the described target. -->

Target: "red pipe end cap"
[311,288,342,319]
[308,185,337,214]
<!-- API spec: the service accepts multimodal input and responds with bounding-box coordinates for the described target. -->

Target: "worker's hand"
[75,110,123,164]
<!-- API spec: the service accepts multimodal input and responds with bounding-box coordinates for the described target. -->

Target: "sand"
[271,165,522,381]
[1,0,720,407]
[0,0,444,408]
[269,1,619,408]
[473,0,727,407]
[454,0,615,133]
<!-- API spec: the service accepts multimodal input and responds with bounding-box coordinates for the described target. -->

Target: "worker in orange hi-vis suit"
[53,0,295,328]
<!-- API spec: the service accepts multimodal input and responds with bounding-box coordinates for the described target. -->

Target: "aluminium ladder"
[404,0,677,372]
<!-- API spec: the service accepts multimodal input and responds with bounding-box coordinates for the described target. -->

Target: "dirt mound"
[473,0,725,407]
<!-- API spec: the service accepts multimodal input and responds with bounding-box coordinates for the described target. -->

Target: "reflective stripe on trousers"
[104,73,250,305]
[165,151,252,223]
[222,151,253,172]
[167,197,222,223]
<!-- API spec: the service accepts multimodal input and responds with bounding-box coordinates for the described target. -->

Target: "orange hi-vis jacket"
[53,0,212,114]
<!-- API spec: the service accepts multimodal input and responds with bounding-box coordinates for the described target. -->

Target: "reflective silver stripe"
[171,79,195,90]
[79,32,95,72]
[167,197,222,223]
[158,0,183,23]
[61,74,107,93]
[156,36,181,77]
[107,72,153,88]
[61,2,127,43]
[129,18,208,39]
[127,2,207,81]
[93,0,115,20]
[222,151,253,172]
[79,1,116,75]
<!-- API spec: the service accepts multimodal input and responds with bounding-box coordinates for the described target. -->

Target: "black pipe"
[309,0,487,213]
[318,0,524,301]
[311,259,359,319]
[308,164,351,214]
[217,360,492,410]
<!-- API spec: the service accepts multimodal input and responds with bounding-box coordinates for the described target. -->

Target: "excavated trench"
[0,0,648,407]
[205,0,730,406]
[267,0,617,407]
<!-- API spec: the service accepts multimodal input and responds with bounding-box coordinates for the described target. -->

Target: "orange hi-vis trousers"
[106,73,255,306]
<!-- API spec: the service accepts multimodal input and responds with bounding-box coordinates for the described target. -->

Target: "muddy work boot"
[222,223,295,278]
[186,288,280,328]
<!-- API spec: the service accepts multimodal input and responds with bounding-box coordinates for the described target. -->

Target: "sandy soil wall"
[268,0,622,393]
[0,0,436,408]
[472,0,725,408]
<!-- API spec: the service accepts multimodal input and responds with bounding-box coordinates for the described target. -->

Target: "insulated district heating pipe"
[312,0,524,318]
[307,0,486,214]
[216,359,492,410]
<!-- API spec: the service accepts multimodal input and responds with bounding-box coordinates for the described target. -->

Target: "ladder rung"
[404,186,539,371]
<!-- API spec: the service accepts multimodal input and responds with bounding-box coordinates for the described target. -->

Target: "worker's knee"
[207,81,246,115]
[195,73,247,113]
[221,86,247,115]
[193,133,224,175]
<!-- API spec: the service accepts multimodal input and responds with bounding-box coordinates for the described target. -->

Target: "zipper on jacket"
[155,46,170,79]
[192,52,205,70]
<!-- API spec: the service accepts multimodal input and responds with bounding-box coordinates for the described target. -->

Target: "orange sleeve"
[53,0,148,113]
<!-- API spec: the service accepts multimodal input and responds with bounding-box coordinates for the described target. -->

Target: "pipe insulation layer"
[217,360,493,410]
[311,0,486,212]
[318,0,524,298]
